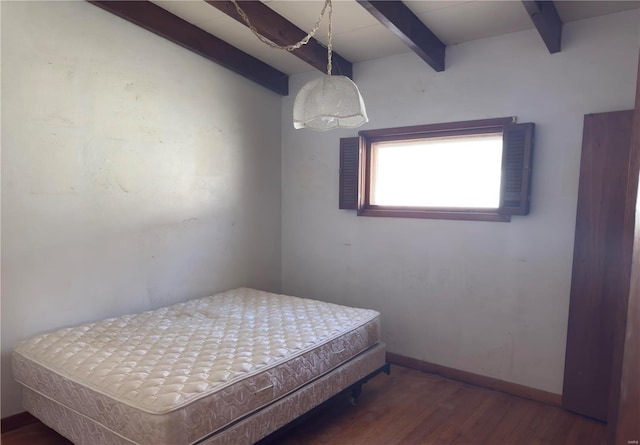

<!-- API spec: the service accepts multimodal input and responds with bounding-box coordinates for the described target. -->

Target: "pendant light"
[293,75,368,130]
[232,0,368,131]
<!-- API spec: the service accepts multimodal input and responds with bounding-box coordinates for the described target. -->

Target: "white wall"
[282,11,640,394]
[1,1,282,416]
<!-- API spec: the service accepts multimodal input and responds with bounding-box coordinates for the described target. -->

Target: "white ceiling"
[150,0,640,75]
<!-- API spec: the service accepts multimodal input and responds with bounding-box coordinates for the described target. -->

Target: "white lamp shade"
[293,75,368,131]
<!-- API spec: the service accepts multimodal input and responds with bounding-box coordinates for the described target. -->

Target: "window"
[370,132,503,208]
[339,118,534,222]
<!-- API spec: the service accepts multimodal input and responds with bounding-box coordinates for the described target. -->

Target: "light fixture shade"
[293,75,368,131]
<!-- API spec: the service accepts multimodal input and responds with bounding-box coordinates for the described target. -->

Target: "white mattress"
[13,288,381,445]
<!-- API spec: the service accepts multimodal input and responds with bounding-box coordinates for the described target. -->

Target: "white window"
[370,132,503,209]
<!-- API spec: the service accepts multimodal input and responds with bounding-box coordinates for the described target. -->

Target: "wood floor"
[2,365,606,445]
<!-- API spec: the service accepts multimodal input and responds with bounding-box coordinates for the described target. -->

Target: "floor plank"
[1,366,606,445]
[2,421,72,445]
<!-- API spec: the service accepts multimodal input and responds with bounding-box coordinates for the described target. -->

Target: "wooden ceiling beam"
[356,0,445,72]
[522,1,563,54]
[206,1,353,79]
[88,1,289,95]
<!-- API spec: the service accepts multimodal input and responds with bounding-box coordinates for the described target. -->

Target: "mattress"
[13,288,381,445]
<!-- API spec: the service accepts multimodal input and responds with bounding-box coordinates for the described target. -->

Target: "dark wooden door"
[562,109,634,421]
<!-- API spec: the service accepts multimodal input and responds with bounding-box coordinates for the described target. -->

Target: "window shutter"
[500,123,535,215]
[339,137,359,209]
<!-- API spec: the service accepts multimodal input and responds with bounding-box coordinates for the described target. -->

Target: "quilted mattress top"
[13,288,380,415]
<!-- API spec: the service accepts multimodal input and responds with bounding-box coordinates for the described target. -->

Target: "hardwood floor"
[2,365,606,445]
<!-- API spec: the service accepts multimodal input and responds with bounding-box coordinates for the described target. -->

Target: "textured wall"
[1,1,282,416]
[281,11,640,394]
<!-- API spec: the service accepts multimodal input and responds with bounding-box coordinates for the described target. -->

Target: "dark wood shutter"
[339,137,359,209]
[500,123,535,215]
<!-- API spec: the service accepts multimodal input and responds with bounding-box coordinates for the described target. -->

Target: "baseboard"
[386,352,562,407]
[1,411,38,433]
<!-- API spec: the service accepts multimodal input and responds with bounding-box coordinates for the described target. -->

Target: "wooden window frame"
[343,117,534,222]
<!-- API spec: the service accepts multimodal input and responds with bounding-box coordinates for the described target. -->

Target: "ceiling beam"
[356,0,445,72]
[522,1,563,53]
[206,1,353,79]
[88,1,289,95]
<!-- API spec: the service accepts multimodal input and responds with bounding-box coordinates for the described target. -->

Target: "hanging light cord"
[327,1,333,75]
[230,0,334,75]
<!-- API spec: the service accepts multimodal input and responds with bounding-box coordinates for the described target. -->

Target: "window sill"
[356,207,511,222]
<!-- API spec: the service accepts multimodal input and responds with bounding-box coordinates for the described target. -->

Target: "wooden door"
[562,110,634,421]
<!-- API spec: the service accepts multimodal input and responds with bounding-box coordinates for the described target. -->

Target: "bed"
[12,288,388,445]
